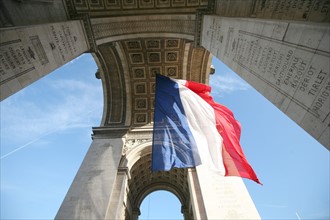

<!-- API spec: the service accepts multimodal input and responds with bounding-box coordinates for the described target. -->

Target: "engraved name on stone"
[196,166,259,218]
[231,30,329,120]
[49,24,78,62]
[0,39,35,84]
[217,0,330,22]
[0,21,87,82]
[203,16,329,123]
[1,20,88,100]
[256,0,325,20]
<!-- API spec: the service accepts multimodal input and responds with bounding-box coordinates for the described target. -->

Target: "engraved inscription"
[49,24,78,62]
[0,40,35,83]
[310,76,330,117]
[202,16,330,127]
[217,0,330,22]
[231,30,329,119]
[30,36,49,65]
[0,20,88,101]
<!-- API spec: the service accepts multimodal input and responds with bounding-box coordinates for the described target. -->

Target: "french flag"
[152,74,261,184]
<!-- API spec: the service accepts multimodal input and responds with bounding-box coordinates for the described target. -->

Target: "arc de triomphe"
[1,0,329,219]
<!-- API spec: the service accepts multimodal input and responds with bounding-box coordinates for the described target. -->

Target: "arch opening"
[121,143,194,220]
[139,190,184,220]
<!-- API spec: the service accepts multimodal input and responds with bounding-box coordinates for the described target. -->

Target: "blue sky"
[1,53,329,220]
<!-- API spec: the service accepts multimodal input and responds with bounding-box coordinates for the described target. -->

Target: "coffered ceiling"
[96,38,212,127]
[67,0,209,17]
[73,0,214,128]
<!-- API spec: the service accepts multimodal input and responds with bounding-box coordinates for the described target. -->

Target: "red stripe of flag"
[184,80,262,185]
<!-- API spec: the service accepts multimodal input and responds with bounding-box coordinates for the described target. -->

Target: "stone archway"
[128,154,192,220]
[115,141,193,220]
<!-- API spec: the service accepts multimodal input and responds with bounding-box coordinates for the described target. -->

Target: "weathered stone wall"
[0,0,68,27]
[0,20,89,100]
[201,16,329,149]
[188,165,261,219]
[215,0,330,23]
[55,137,124,220]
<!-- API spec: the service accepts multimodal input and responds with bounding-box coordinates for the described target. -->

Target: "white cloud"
[210,72,251,97]
[0,76,103,159]
[296,212,302,220]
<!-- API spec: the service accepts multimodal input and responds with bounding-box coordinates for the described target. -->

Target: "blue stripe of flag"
[152,74,201,171]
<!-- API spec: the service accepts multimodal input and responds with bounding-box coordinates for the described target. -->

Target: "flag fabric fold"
[152,74,261,184]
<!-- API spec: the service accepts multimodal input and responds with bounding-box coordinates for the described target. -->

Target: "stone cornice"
[194,0,215,47]
[91,15,196,44]
[92,126,130,139]
[126,127,153,140]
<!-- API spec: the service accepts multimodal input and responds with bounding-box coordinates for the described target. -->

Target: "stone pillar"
[55,128,126,220]
[0,20,89,101]
[213,0,330,23]
[201,15,330,149]
[104,167,130,220]
[187,169,207,220]
[188,167,260,219]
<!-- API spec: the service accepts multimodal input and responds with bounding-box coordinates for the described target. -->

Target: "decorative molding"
[96,37,210,129]
[117,167,131,179]
[64,0,77,19]
[112,38,187,127]
[126,127,153,140]
[97,42,127,126]
[67,0,208,16]
[122,138,151,155]
[92,126,129,139]
[93,19,195,41]
[194,0,215,47]
[75,13,98,52]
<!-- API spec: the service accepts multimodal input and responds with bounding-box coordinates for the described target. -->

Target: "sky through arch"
[139,190,183,220]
